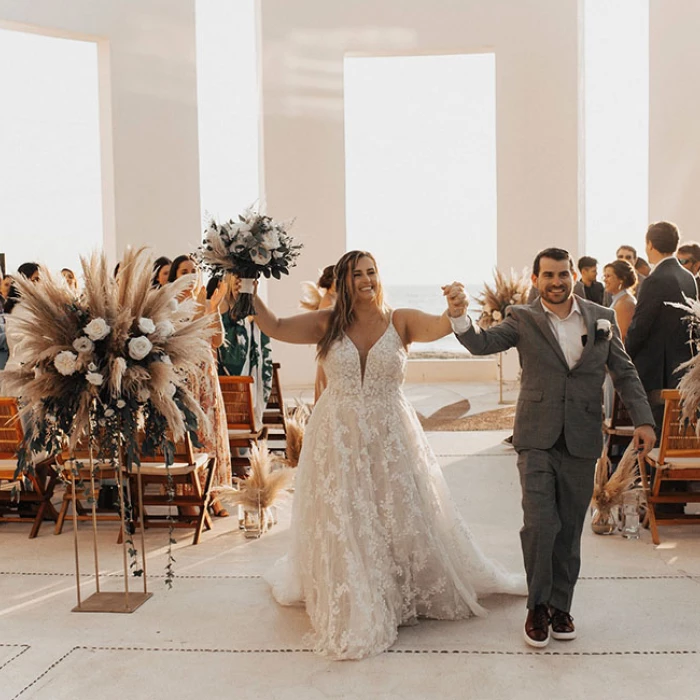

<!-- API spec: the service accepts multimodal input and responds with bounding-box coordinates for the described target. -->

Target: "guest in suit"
[676,242,700,296]
[573,256,606,305]
[617,245,646,297]
[444,248,655,648]
[625,221,698,429]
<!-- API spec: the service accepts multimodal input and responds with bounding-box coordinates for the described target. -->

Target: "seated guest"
[573,256,606,305]
[0,272,13,310]
[212,274,273,428]
[616,245,645,296]
[677,242,700,295]
[61,268,80,296]
[151,256,171,288]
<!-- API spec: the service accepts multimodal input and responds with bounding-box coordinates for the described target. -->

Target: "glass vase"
[591,506,618,535]
[621,489,642,540]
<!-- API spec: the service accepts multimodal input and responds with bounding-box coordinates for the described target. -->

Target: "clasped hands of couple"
[440,281,656,458]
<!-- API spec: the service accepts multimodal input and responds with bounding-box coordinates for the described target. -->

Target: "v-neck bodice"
[321,317,407,395]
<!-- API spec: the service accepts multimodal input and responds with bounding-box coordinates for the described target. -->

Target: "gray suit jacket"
[456,296,654,459]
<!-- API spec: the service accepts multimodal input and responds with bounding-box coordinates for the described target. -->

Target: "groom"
[443,247,655,648]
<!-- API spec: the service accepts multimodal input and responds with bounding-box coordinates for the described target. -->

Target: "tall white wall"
[259,0,582,385]
[649,0,700,238]
[0,0,201,262]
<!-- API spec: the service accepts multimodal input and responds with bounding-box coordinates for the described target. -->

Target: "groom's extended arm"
[452,313,519,356]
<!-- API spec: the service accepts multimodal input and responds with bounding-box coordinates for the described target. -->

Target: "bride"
[254,251,525,659]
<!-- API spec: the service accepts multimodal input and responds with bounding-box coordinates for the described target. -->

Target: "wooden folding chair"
[602,390,635,477]
[643,389,700,544]
[218,375,267,477]
[263,362,287,452]
[54,440,122,535]
[0,397,59,538]
[124,433,216,546]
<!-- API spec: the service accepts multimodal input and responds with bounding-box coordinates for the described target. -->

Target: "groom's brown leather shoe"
[549,607,576,640]
[523,605,550,648]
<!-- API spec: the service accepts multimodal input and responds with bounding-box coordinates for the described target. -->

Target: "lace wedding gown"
[265,316,525,659]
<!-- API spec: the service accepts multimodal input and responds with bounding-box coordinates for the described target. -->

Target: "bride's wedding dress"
[265,315,525,659]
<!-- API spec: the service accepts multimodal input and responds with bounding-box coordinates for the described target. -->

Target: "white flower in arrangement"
[137,387,150,403]
[155,320,175,337]
[165,382,177,398]
[596,319,612,332]
[168,299,179,311]
[86,371,104,386]
[491,310,503,322]
[116,399,126,409]
[104,408,115,417]
[72,336,94,354]
[138,317,156,334]
[260,230,280,251]
[161,354,172,365]
[114,357,127,373]
[84,317,111,341]
[88,362,97,372]
[250,247,272,266]
[54,350,79,376]
[128,336,153,361]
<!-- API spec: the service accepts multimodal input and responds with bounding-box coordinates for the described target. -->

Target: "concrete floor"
[1,380,700,700]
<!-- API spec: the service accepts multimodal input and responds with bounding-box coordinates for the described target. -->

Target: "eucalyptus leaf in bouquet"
[195,208,303,321]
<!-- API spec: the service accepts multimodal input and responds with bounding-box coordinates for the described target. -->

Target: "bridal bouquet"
[476,268,531,329]
[196,208,302,321]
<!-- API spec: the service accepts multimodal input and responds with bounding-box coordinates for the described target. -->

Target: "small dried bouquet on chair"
[195,208,303,322]
[217,442,293,536]
[591,442,640,533]
[475,268,531,329]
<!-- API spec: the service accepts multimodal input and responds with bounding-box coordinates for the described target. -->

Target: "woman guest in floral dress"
[169,255,232,512]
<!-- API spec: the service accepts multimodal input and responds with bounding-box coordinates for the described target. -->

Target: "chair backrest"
[658,389,700,462]
[0,397,23,459]
[218,375,258,432]
[610,391,633,429]
[136,431,196,465]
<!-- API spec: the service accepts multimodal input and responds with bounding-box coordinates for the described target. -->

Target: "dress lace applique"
[265,315,525,659]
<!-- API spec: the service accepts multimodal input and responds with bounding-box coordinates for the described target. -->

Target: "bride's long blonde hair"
[316,250,388,360]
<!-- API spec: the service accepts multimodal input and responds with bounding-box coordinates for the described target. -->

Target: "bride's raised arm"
[253,292,331,345]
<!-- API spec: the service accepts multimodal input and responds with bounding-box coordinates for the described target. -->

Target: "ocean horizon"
[384,284,484,355]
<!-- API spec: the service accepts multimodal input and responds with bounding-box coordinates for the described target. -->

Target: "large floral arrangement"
[1,248,215,477]
[476,268,531,329]
[195,208,302,321]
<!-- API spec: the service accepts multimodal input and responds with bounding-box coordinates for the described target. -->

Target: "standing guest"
[626,222,698,429]
[602,260,637,342]
[61,268,80,296]
[152,256,172,288]
[616,245,645,296]
[168,255,231,512]
[676,242,700,296]
[573,256,605,305]
[448,247,654,648]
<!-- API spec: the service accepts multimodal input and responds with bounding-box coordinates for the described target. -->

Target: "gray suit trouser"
[516,437,596,612]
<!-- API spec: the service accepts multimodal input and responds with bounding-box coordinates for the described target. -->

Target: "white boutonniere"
[595,318,613,342]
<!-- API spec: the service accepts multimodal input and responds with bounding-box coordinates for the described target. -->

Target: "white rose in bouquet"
[54,350,78,376]
[138,317,156,334]
[260,230,280,251]
[155,320,175,337]
[128,336,153,361]
[86,371,104,386]
[230,230,254,253]
[84,317,111,341]
[72,336,94,354]
[492,310,503,322]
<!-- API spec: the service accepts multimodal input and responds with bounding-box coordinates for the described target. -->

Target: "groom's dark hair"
[532,248,575,277]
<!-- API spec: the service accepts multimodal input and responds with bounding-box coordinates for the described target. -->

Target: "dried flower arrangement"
[592,442,640,515]
[475,268,531,329]
[278,401,310,468]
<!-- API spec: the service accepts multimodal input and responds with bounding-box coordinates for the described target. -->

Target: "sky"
[0,0,649,286]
